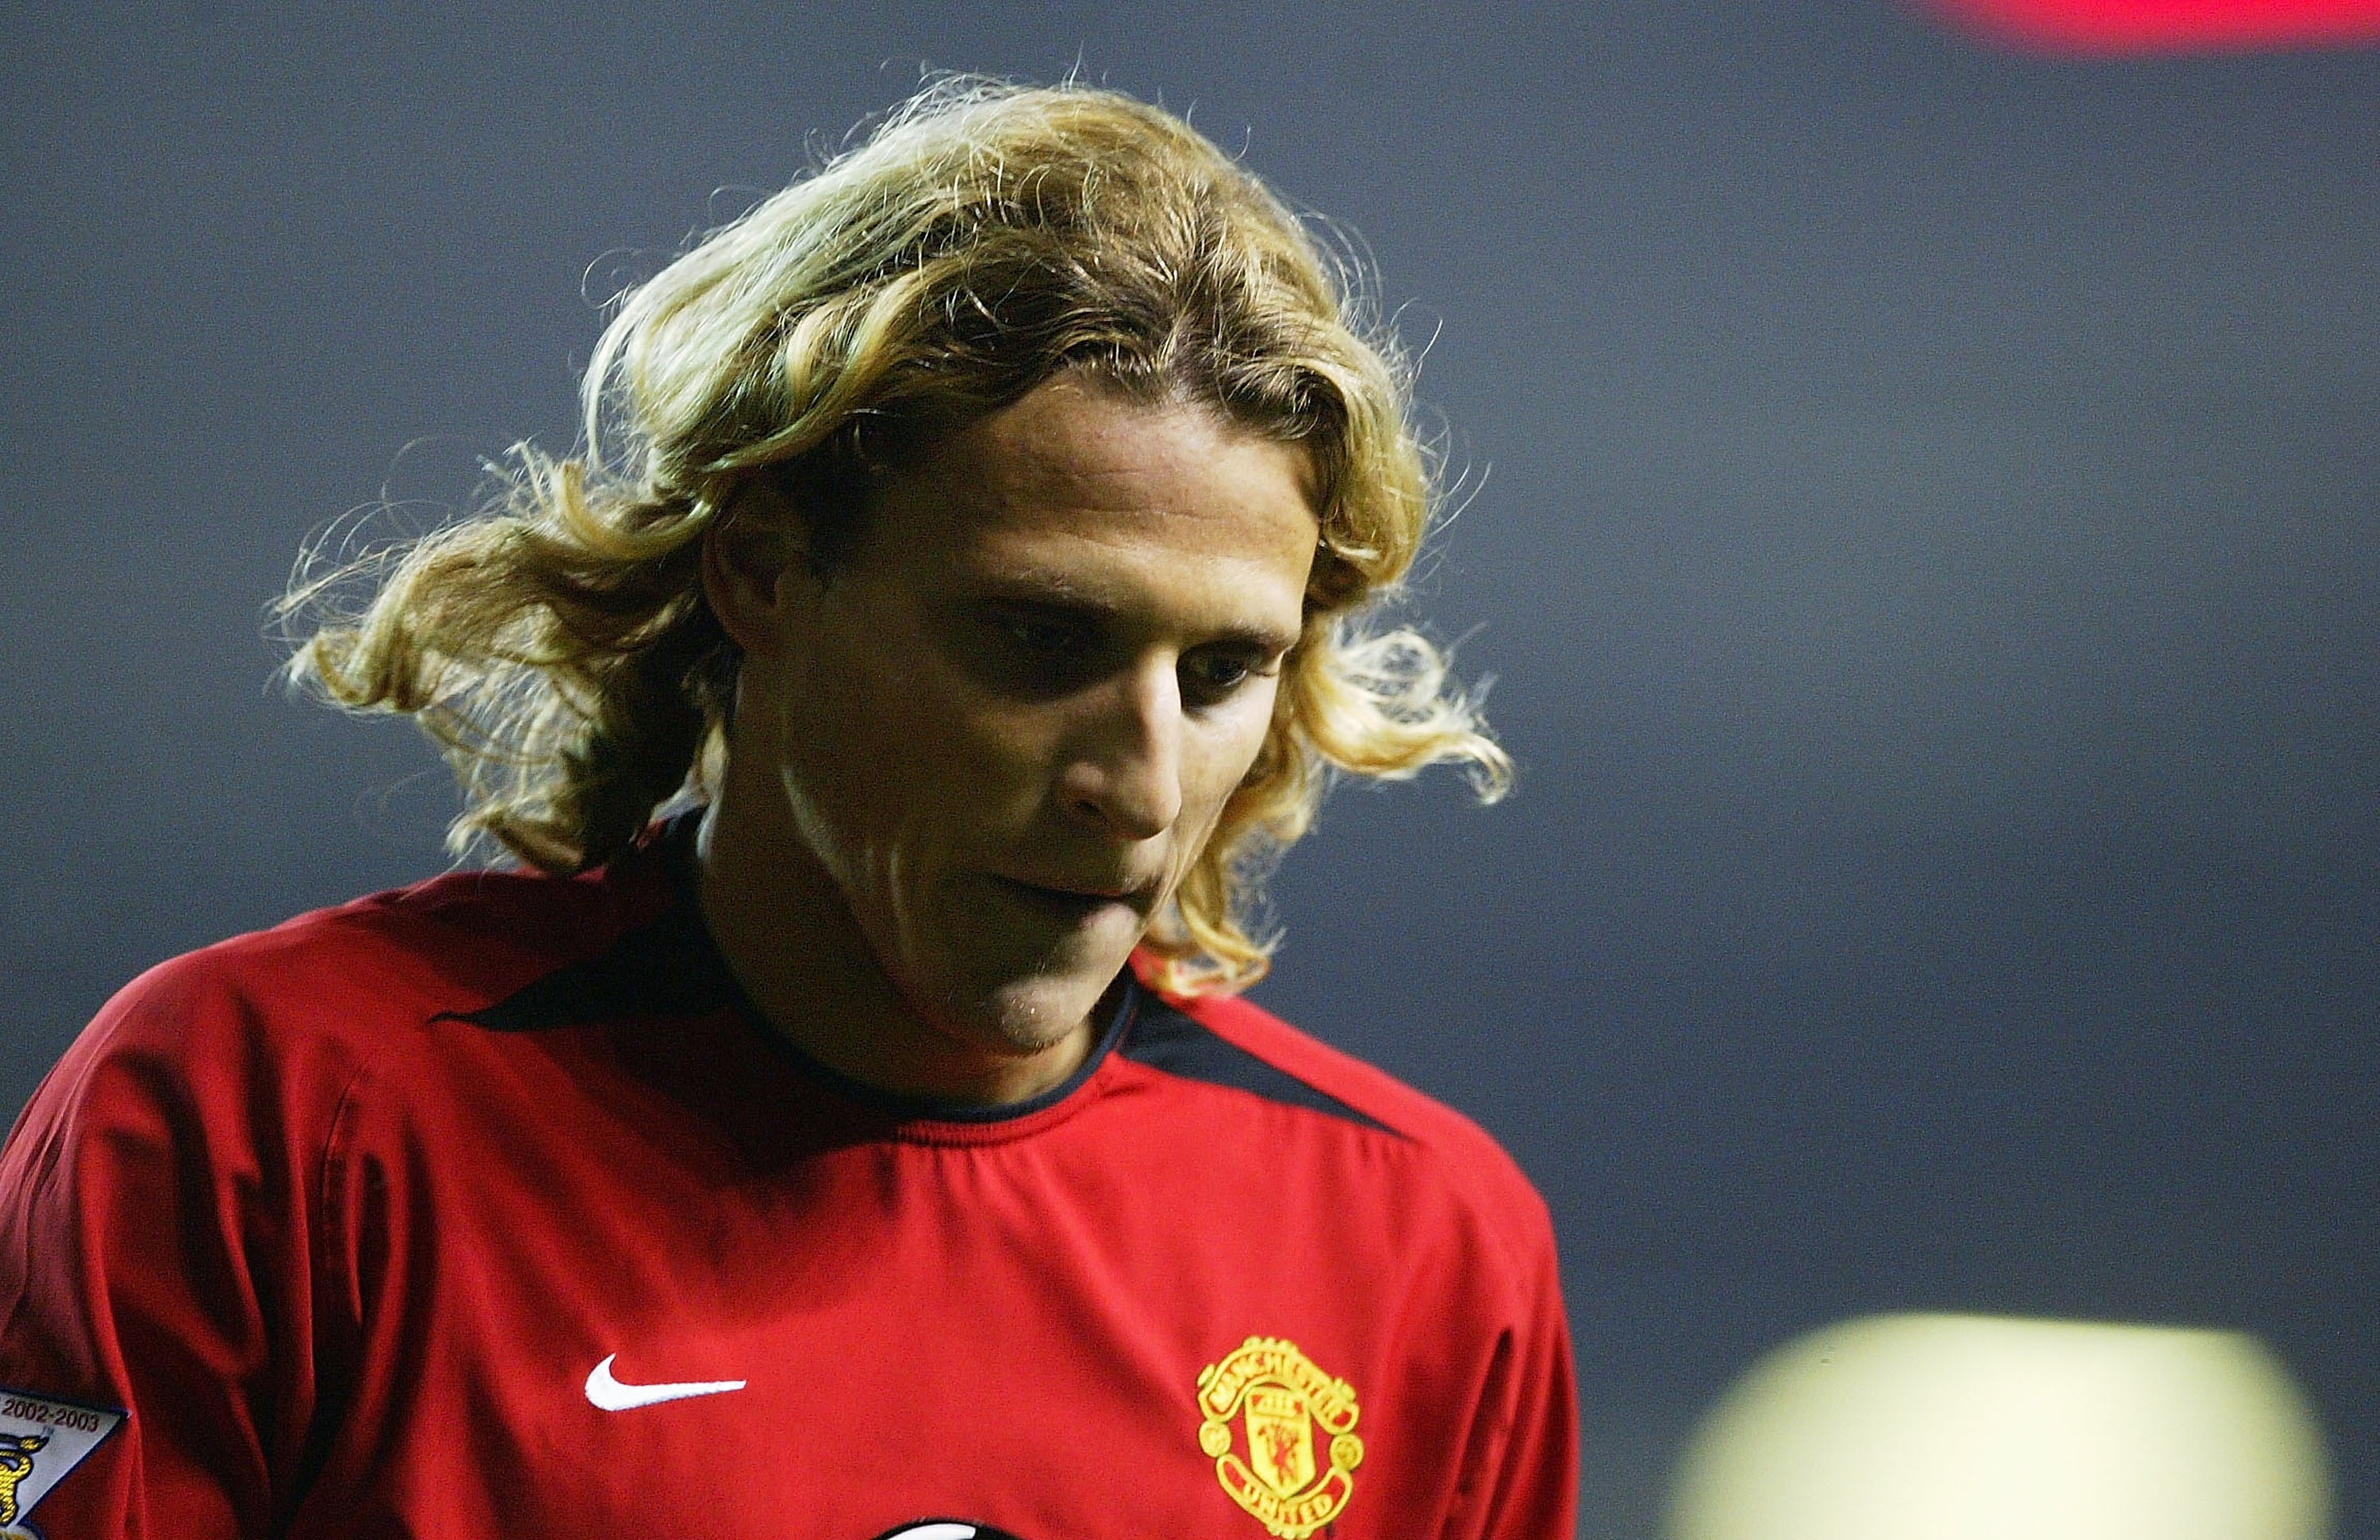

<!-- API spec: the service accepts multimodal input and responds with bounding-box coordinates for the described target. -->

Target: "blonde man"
[0,82,1576,1539]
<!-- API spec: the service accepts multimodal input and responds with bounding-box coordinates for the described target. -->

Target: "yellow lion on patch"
[0,1432,47,1527]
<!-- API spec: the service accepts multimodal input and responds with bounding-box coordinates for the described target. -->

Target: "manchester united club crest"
[1195,1337,1362,1538]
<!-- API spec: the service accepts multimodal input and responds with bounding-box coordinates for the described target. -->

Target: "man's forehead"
[931,376,1315,505]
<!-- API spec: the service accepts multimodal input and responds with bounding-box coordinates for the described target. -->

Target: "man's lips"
[988,874,1155,919]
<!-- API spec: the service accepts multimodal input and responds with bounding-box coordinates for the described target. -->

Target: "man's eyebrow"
[959,576,1303,655]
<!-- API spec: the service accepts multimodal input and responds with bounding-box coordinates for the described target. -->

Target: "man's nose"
[1059,660,1184,841]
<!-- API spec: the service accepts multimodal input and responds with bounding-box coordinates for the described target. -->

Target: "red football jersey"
[0,826,1577,1539]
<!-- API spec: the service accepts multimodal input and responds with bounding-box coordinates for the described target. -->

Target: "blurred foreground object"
[1668,1312,2332,1540]
[1916,0,2380,52]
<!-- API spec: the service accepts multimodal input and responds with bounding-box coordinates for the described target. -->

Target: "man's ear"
[703,478,817,657]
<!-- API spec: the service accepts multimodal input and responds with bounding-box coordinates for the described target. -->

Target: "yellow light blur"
[1667,1313,2332,1540]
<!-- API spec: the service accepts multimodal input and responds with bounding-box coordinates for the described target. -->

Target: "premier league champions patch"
[0,1386,125,1539]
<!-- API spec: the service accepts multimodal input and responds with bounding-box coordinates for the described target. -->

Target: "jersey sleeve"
[0,950,362,1538]
[1456,1215,1579,1540]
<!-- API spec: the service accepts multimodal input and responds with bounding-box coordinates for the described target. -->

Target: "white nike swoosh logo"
[583,1353,747,1411]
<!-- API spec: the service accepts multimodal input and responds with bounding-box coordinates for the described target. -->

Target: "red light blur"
[1918,0,2380,53]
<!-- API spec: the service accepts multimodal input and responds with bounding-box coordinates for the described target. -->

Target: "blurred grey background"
[4,2,2374,1534]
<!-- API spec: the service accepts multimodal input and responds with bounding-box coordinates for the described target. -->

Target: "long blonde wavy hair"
[283,78,1509,994]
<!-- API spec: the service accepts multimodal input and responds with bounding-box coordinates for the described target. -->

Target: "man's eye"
[966,610,1104,697]
[1181,651,1270,703]
[1004,617,1082,655]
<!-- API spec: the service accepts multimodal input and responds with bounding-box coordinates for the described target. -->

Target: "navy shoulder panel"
[1120,993,1403,1137]
[447,902,731,1031]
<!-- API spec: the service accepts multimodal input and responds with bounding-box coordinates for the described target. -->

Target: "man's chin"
[946,966,1127,1059]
